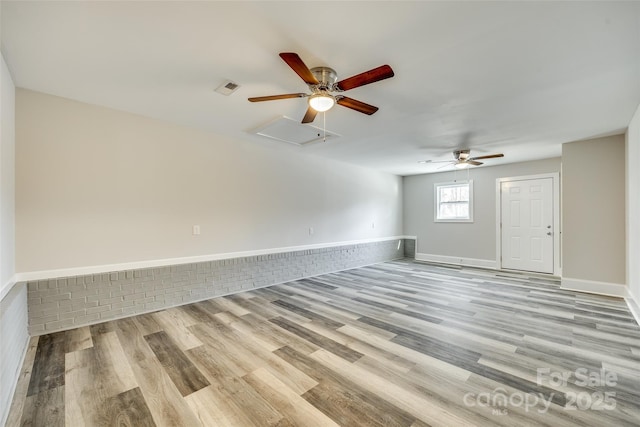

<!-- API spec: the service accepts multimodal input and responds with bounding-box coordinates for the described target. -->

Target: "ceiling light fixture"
[308,92,335,112]
[454,162,470,169]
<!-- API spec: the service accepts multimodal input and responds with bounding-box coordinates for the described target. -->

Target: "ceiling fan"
[427,149,504,169]
[248,52,394,124]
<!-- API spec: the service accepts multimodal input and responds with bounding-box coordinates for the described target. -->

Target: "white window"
[434,181,473,222]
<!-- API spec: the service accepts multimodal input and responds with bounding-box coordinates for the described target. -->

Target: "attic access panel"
[253,116,340,146]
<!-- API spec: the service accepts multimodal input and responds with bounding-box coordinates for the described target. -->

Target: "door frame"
[495,173,561,276]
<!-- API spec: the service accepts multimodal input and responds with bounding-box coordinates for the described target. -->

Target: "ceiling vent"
[215,80,240,96]
[253,116,340,146]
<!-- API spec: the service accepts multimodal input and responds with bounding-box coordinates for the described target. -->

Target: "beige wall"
[627,104,640,303]
[16,89,403,272]
[562,135,626,285]
[403,157,561,263]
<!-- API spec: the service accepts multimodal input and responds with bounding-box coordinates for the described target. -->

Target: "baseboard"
[14,236,410,284]
[415,253,496,270]
[560,277,628,298]
[626,293,640,327]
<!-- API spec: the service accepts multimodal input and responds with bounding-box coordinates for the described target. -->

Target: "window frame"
[434,180,474,223]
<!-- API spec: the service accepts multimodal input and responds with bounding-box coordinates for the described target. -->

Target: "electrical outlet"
[309,227,314,236]
[372,222,375,229]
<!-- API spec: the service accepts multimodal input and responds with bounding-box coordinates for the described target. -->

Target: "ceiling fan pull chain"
[323,111,327,142]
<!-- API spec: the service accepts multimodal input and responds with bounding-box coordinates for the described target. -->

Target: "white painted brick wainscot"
[25,238,415,334]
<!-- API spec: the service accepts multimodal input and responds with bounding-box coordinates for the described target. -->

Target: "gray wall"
[403,157,561,263]
[627,104,640,309]
[15,90,403,273]
[0,53,28,427]
[1,57,16,295]
[563,135,626,285]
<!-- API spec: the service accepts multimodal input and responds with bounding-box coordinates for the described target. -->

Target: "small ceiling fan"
[428,149,504,169]
[248,52,394,124]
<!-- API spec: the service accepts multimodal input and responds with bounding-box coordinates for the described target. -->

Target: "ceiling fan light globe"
[454,162,469,169]
[309,94,335,112]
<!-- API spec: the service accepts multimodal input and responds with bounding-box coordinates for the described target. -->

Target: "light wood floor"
[7,260,640,426]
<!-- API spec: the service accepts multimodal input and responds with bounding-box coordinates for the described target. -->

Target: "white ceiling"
[2,1,639,176]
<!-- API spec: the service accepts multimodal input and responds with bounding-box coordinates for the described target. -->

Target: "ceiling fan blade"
[279,52,319,85]
[467,160,483,166]
[301,106,318,124]
[335,65,394,91]
[438,162,454,170]
[336,96,379,115]
[468,153,504,161]
[248,93,308,102]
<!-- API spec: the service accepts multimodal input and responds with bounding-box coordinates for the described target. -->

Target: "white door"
[500,177,554,273]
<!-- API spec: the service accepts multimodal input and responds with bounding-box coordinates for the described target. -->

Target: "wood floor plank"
[185,386,252,427]
[275,345,417,427]
[186,346,284,426]
[214,311,239,325]
[237,312,321,354]
[270,317,364,363]
[302,320,416,374]
[95,387,156,427]
[27,332,65,396]
[179,302,220,324]
[214,296,252,317]
[354,355,507,427]
[243,367,340,427]
[131,313,164,336]
[98,331,138,393]
[64,350,92,426]
[144,331,210,397]
[310,348,477,427]
[358,315,484,366]
[64,331,139,426]
[337,323,473,382]
[188,321,261,377]
[5,336,39,426]
[271,299,345,329]
[388,311,519,354]
[20,385,64,427]
[223,295,289,321]
[112,317,205,426]
[152,309,203,351]
[193,312,319,395]
[64,326,93,353]
[113,317,157,362]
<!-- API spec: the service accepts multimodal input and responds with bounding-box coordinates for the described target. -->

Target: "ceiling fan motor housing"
[454,149,471,160]
[310,67,338,91]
